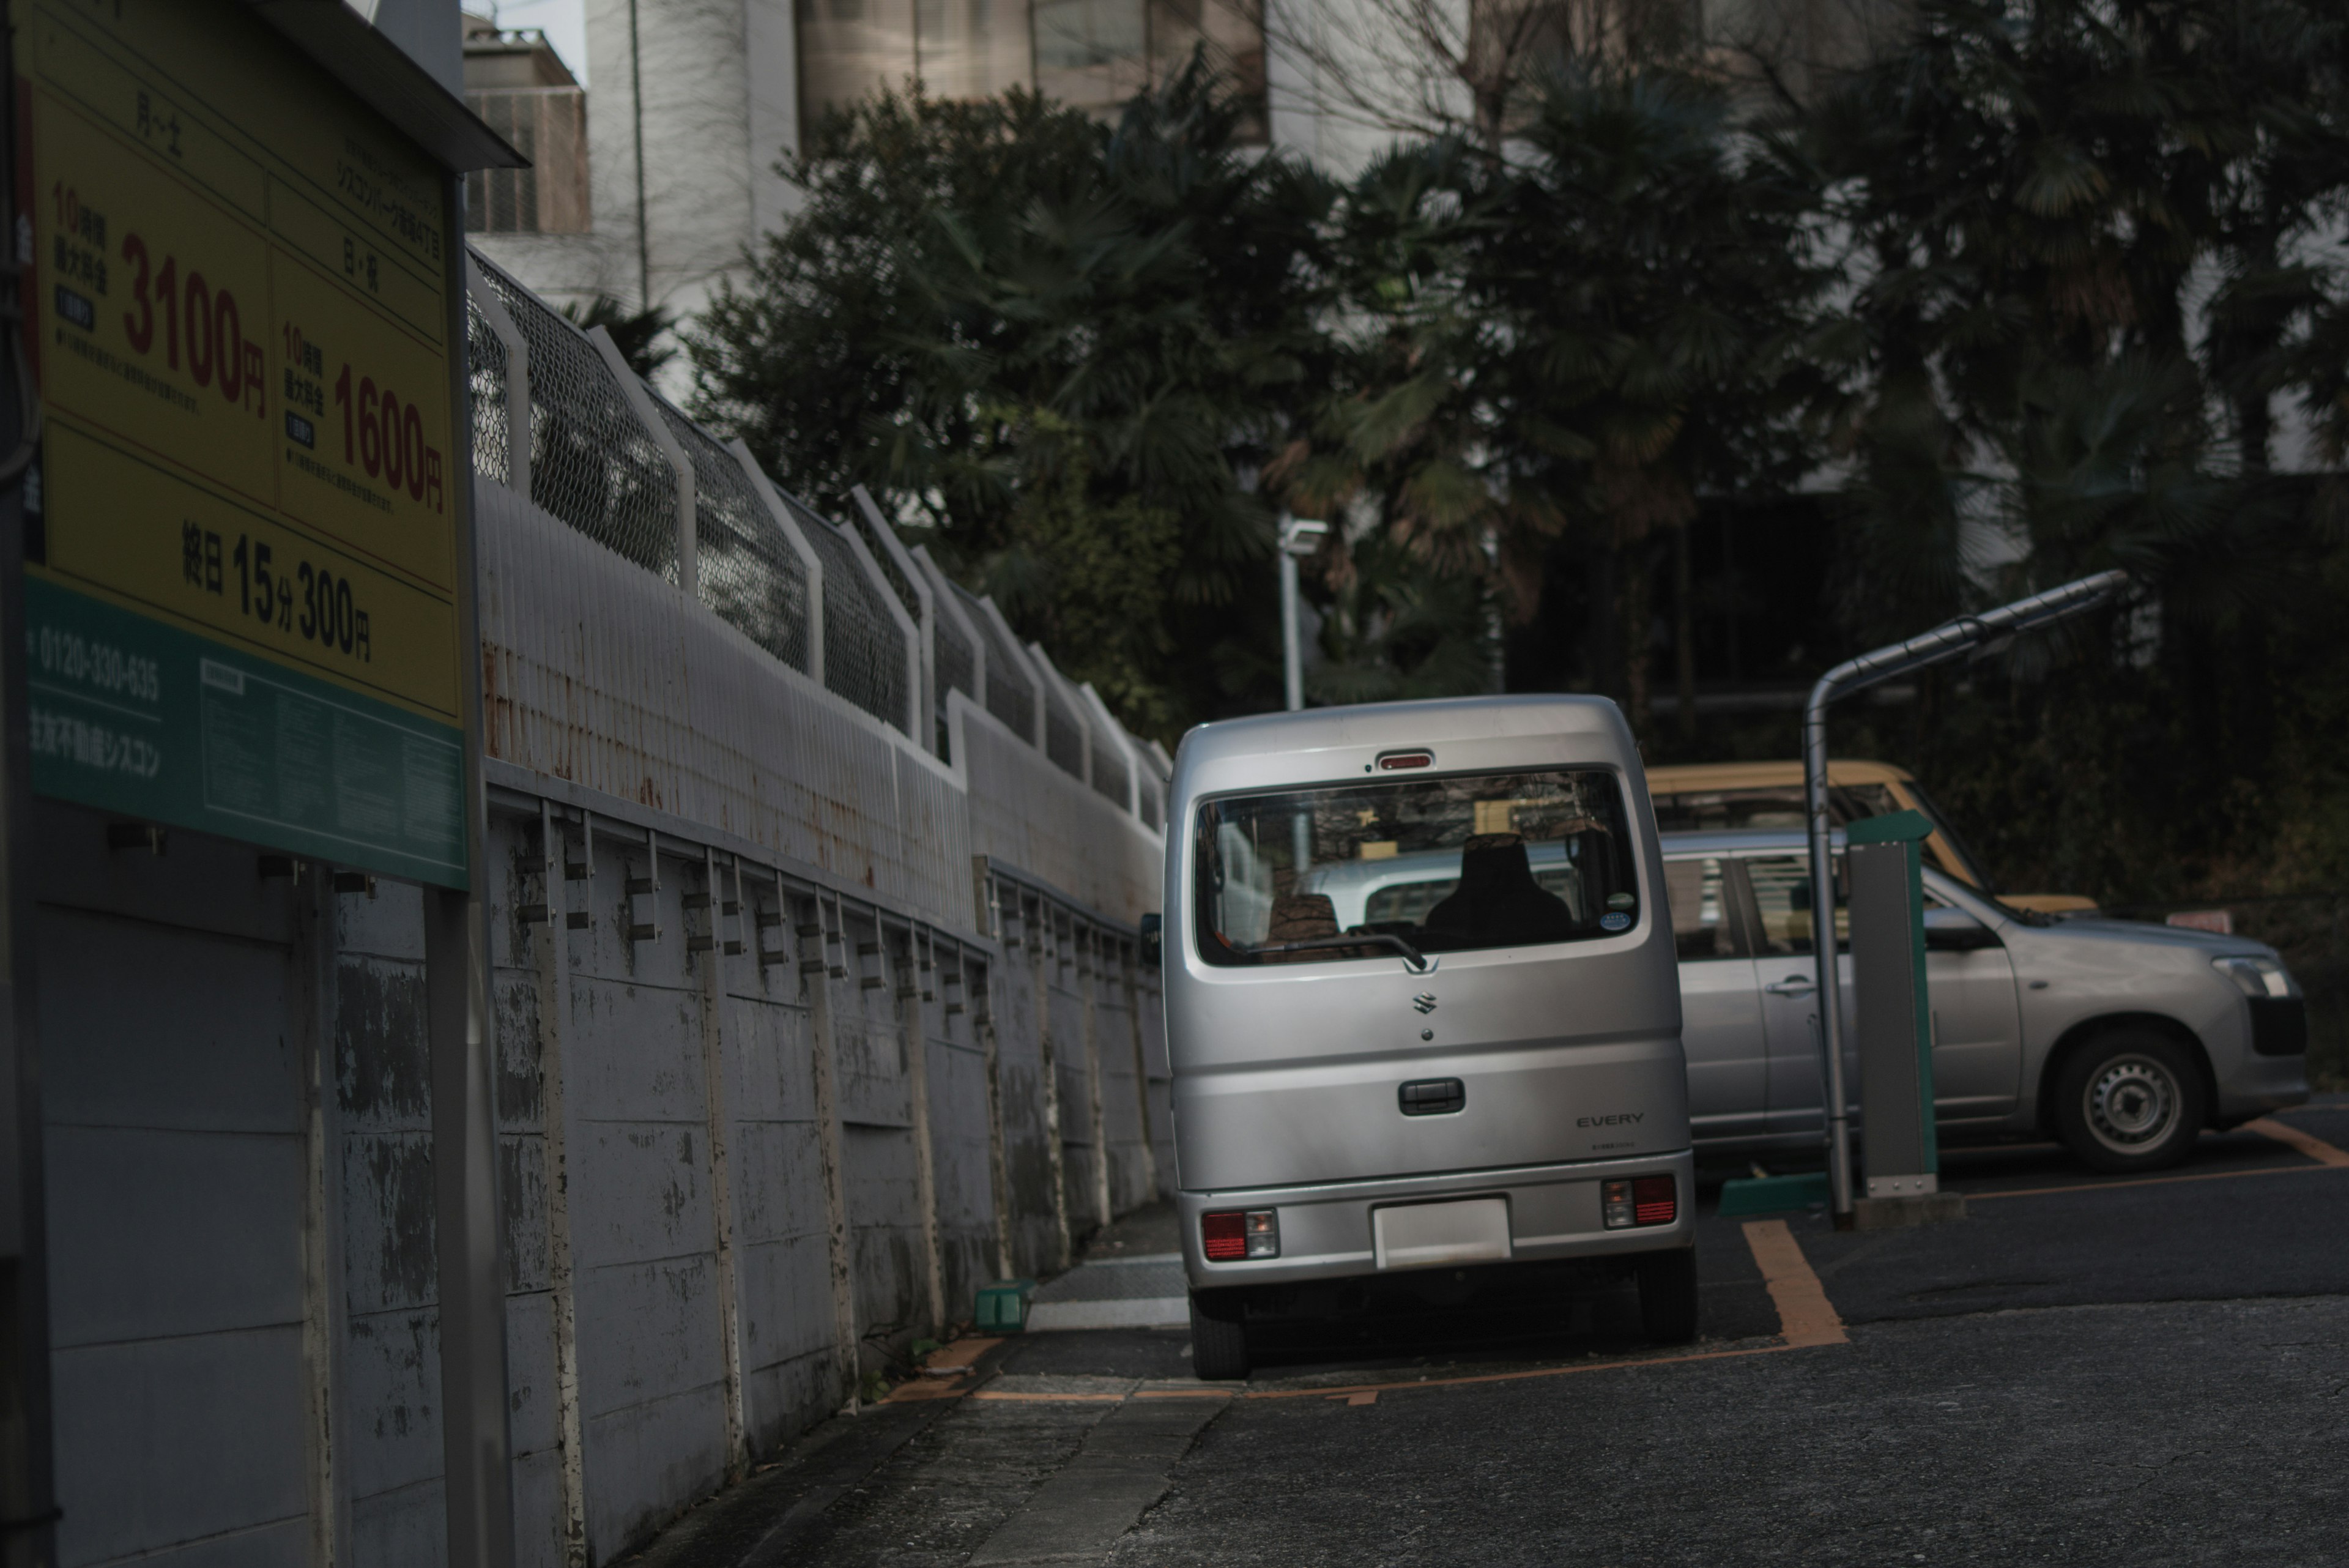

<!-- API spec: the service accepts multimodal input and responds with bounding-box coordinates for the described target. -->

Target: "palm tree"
[1470,67,1827,732]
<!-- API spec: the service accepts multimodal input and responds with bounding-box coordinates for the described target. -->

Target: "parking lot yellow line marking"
[1742,1219,1849,1347]
[1969,1160,2349,1201]
[924,1337,1003,1371]
[881,1378,973,1403]
[2245,1116,2349,1167]
[1242,1342,1808,1401]
[950,1245,1865,1412]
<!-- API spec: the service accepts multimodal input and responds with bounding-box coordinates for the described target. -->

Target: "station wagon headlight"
[2213,955,2300,1000]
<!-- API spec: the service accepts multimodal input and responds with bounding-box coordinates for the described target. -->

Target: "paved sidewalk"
[1027,1255,1188,1331]
[1024,1200,1188,1331]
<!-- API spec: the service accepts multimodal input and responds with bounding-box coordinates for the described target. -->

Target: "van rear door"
[1174,767,1687,1191]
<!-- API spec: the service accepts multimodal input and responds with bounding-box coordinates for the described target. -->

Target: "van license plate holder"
[1372,1197,1511,1270]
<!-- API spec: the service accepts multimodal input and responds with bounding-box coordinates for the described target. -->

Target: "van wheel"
[1189,1291,1250,1381]
[2054,1031,2206,1173]
[1637,1249,1699,1345]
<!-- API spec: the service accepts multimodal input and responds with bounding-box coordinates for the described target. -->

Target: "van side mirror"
[1139,912,1162,967]
[1924,907,2000,952]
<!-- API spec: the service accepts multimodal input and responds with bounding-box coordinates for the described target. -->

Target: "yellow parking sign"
[17,0,480,885]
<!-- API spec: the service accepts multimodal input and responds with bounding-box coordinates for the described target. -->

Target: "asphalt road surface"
[625,1099,2349,1568]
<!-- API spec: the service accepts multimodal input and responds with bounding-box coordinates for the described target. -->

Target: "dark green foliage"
[1278,139,1513,704]
[1466,69,1830,728]
[1284,73,1826,726]
[685,6,2349,1050]
[1781,0,2349,924]
[689,64,1335,740]
[1798,0,2349,640]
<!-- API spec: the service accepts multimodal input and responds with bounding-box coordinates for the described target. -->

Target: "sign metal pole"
[0,21,57,1557]
[1804,570,2127,1225]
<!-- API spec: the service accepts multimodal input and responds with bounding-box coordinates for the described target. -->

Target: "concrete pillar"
[693,850,746,1473]
[532,807,590,1566]
[801,894,859,1403]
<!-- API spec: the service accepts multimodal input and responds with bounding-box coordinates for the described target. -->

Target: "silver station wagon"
[1316,825,2310,1175]
[1649,829,2307,1173]
[1163,696,1694,1380]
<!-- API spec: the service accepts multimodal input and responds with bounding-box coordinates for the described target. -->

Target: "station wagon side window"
[1193,768,1639,965]
[1739,855,1849,955]
[1663,856,1741,960]
[1650,784,1896,834]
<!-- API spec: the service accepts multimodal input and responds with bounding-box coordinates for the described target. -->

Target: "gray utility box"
[1847,809,1949,1216]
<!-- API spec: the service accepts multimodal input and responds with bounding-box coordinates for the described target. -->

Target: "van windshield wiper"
[1236,933,1431,973]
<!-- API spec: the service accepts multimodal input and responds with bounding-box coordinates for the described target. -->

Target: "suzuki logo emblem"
[1413,994,1437,1014]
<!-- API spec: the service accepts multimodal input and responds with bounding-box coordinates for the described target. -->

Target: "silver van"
[1163,696,1694,1378]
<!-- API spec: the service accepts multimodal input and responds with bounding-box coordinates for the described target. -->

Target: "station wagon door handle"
[1763,976,1817,997]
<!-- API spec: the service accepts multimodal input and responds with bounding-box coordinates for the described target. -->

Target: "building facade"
[461,0,1893,369]
[464,0,1275,344]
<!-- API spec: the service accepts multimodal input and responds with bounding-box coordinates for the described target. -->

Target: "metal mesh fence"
[1043,686,1085,779]
[461,247,1176,824]
[779,492,911,734]
[952,582,1036,741]
[652,398,814,674]
[1091,737,1130,809]
[934,608,977,758]
[847,503,922,625]
[475,254,680,582]
[466,294,510,486]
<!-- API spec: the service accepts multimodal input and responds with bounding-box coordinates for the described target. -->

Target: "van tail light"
[1603,1176,1678,1229]
[1202,1209,1279,1260]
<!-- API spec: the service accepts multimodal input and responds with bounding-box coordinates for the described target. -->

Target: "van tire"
[2052,1030,2206,1174]
[1637,1249,1699,1344]
[1189,1291,1250,1381]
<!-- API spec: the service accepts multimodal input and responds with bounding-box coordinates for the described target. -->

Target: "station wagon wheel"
[2052,1031,2206,1175]
[1188,1290,1250,1381]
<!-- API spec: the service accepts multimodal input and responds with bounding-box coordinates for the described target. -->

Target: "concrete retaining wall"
[35,488,1172,1567]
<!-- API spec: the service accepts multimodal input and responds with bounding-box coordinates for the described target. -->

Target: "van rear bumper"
[1176,1148,1696,1291]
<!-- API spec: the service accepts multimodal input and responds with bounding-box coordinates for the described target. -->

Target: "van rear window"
[1193,770,1639,965]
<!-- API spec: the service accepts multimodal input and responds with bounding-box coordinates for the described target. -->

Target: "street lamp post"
[1805,568,2128,1225]
[1278,516,1330,882]
[1278,516,1329,713]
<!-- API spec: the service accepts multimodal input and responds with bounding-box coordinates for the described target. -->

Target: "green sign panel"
[25,576,465,885]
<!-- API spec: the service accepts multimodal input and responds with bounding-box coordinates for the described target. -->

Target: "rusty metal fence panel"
[955,582,1037,742]
[466,293,511,488]
[778,492,914,735]
[475,251,681,583]
[653,395,815,675]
